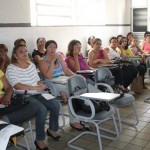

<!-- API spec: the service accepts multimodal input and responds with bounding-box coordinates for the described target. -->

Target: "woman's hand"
[2,95,11,106]
[57,53,64,61]
[50,54,59,63]
[73,50,79,56]
[36,84,47,90]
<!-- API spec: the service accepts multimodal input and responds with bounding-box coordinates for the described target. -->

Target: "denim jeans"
[3,103,38,126]
[43,80,80,124]
[27,95,60,141]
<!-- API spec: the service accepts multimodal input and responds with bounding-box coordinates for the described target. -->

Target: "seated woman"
[117,34,123,45]
[140,34,150,54]
[14,38,26,46]
[0,44,10,73]
[39,40,89,131]
[0,69,37,125]
[129,38,144,57]
[6,44,60,150]
[86,36,95,56]
[88,38,111,68]
[14,38,33,62]
[38,40,74,103]
[32,37,46,66]
[126,32,134,46]
[104,36,138,93]
[88,38,125,91]
[119,37,146,88]
[65,39,95,85]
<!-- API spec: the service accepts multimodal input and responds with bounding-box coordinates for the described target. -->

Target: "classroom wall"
[0,0,131,57]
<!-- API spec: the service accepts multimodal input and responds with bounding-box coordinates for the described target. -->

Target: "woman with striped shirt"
[6,44,60,150]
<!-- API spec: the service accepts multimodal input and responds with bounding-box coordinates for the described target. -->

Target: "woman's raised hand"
[51,54,59,62]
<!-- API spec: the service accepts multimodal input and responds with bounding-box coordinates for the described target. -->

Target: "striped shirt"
[6,63,40,87]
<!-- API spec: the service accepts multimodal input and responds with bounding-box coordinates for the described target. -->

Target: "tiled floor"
[7,77,150,150]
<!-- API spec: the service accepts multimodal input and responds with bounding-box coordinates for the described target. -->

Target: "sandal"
[70,122,90,131]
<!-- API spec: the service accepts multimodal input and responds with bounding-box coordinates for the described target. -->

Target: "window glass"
[133,8,147,32]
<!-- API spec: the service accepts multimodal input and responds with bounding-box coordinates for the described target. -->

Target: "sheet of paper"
[80,93,120,102]
[50,76,69,84]
[0,125,14,150]
[0,104,6,108]
[41,93,55,100]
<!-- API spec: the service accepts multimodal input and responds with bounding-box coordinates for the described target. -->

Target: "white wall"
[0,26,130,57]
[0,0,131,57]
[0,0,30,23]
[105,0,131,24]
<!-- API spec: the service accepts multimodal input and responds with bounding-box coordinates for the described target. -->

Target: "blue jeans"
[27,95,60,141]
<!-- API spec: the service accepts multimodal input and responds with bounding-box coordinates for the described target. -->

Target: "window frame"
[30,0,106,26]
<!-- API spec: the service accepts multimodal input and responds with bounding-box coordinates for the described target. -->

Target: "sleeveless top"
[65,53,88,72]
[32,49,45,66]
[143,42,150,51]
[43,56,63,79]
[123,48,134,57]
[107,46,120,59]
[97,50,104,59]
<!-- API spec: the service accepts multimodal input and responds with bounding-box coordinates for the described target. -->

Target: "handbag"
[101,76,115,86]
[0,90,29,116]
[71,86,110,113]
[130,76,143,94]
[72,98,110,114]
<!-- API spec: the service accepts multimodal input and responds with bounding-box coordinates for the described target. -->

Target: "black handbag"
[71,86,110,113]
[0,90,29,116]
[72,98,110,114]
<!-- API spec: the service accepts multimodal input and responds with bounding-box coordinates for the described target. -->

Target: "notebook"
[76,70,95,74]
[49,76,69,84]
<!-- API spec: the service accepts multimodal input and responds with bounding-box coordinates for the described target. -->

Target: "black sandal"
[70,122,90,131]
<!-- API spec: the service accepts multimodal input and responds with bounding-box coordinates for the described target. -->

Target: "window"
[133,8,147,32]
[131,0,150,32]
[30,0,105,26]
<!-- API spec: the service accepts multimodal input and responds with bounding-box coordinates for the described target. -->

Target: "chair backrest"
[146,57,150,69]
[67,75,88,96]
[94,67,113,82]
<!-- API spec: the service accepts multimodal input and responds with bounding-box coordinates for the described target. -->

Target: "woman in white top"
[104,37,137,92]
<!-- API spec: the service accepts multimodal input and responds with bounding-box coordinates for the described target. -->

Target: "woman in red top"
[88,38,111,68]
